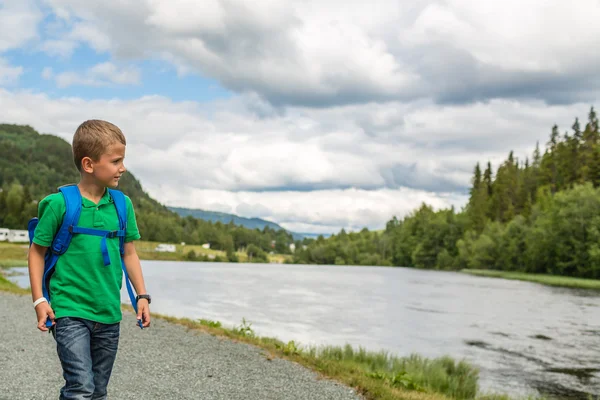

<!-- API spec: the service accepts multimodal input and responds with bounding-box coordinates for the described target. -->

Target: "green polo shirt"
[33,189,141,324]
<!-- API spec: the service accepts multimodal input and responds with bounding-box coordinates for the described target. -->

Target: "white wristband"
[33,297,48,308]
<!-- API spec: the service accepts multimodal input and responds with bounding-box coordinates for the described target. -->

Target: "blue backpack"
[28,185,142,329]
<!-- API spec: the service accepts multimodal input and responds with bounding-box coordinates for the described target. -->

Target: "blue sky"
[1,0,599,234]
[5,46,232,102]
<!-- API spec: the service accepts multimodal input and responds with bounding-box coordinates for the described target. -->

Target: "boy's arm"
[123,241,150,327]
[28,243,55,331]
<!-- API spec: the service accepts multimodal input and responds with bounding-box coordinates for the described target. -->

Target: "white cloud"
[40,39,78,58]
[0,58,23,85]
[54,62,141,88]
[35,0,600,106]
[0,0,42,52]
[0,88,593,233]
[69,22,111,52]
[55,71,100,88]
[403,0,600,72]
[90,62,140,84]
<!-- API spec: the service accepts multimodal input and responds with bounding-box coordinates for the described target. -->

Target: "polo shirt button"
[96,207,99,210]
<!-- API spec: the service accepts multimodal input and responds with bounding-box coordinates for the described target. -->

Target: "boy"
[28,119,151,400]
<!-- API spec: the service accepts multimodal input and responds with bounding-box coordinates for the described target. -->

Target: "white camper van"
[0,228,9,241]
[155,243,176,253]
[8,230,29,243]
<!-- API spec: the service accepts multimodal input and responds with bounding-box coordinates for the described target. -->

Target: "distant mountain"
[296,232,332,239]
[168,207,308,240]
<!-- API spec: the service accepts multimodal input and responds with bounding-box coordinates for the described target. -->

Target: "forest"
[292,108,600,279]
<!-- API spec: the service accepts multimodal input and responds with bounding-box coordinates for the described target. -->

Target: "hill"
[0,123,296,260]
[0,124,166,213]
[168,207,306,240]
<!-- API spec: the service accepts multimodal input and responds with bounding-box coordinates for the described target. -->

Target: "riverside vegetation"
[292,107,600,287]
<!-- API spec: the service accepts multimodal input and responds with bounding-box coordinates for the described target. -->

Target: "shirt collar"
[81,189,113,208]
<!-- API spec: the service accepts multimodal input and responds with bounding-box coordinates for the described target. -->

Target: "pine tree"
[533,142,542,168]
[549,124,559,150]
[517,158,531,215]
[580,107,600,183]
[587,106,598,133]
[565,132,579,186]
[541,125,560,193]
[572,117,582,142]
[591,148,600,187]
[471,163,482,193]
[467,163,487,233]
[483,162,493,196]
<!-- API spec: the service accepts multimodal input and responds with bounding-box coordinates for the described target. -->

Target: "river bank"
[461,269,600,290]
[0,240,292,267]
[0,274,515,400]
[0,290,362,400]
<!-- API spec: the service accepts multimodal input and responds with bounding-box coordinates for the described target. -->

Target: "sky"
[1,0,599,234]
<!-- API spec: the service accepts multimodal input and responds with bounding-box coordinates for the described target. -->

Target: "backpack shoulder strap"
[108,189,127,255]
[108,188,142,329]
[53,185,82,255]
[108,189,127,231]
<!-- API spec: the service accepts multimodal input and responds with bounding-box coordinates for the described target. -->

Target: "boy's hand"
[35,302,55,331]
[137,300,151,328]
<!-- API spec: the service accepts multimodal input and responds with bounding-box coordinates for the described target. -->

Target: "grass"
[128,240,292,264]
[461,269,600,290]
[148,313,491,400]
[135,240,225,260]
[0,240,292,267]
[302,347,480,399]
[0,241,28,269]
[0,273,28,294]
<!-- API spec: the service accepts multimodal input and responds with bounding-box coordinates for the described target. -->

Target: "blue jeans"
[53,317,120,400]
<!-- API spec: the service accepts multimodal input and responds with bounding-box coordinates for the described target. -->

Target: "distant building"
[8,230,29,243]
[0,228,30,243]
[289,243,296,253]
[155,243,176,253]
[202,243,210,249]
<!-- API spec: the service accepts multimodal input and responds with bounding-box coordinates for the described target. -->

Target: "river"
[9,261,600,399]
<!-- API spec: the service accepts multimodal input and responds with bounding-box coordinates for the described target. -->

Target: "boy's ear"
[81,156,94,173]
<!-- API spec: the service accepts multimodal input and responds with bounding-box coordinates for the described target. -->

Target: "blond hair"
[72,120,126,171]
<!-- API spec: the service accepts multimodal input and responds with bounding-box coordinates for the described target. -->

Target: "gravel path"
[0,292,363,400]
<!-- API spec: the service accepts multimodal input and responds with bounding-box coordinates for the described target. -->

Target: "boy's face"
[91,142,127,188]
